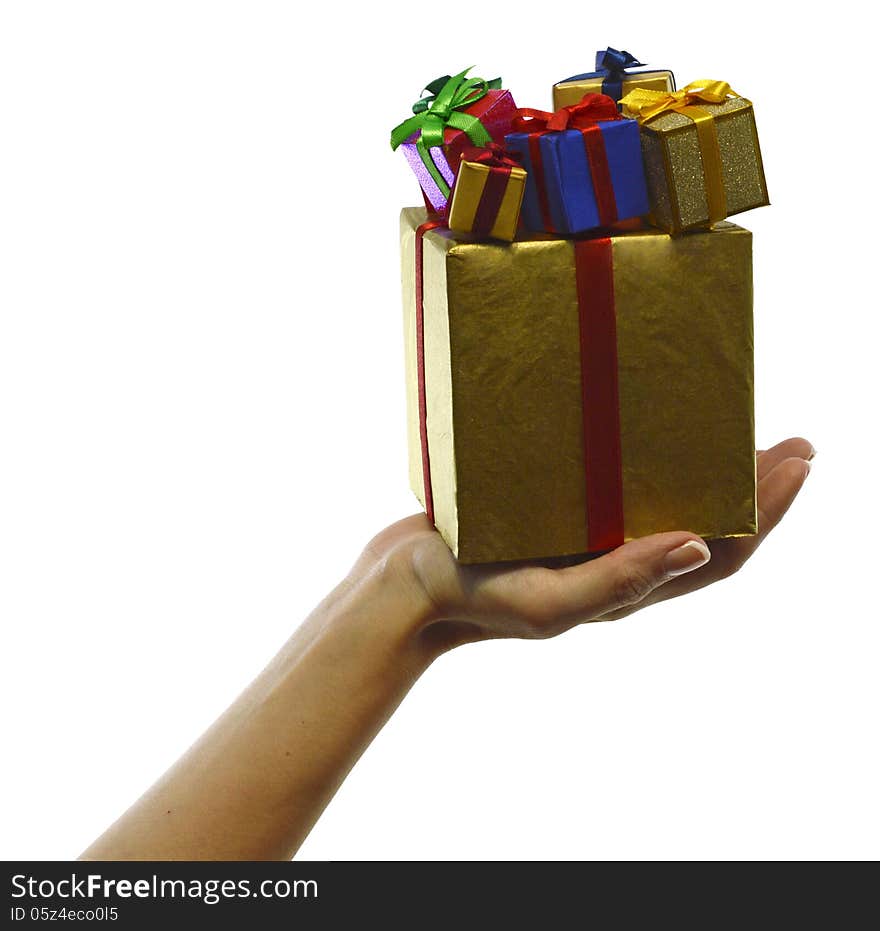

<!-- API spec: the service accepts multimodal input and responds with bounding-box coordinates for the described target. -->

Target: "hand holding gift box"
[446,144,527,242]
[620,80,769,234]
[553,47,675,109]
[390,68,517,215]
[505,93,649,235]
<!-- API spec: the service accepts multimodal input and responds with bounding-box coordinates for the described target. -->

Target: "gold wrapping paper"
[447,160,527,242]
[401,207,756,563]
[626,95,769,234]
[553,71,673,110]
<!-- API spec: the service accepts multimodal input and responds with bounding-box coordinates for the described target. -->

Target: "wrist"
[328,518,482,665]
[356,542,487,660]
[330,548,447,666]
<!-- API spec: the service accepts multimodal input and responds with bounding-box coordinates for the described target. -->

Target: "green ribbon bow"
[390,68,502,198]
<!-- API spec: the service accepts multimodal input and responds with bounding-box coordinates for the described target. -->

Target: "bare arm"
[80,564,438,860]
[81,437,812,860]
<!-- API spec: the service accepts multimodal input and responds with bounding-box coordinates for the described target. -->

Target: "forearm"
[81,558,439,860]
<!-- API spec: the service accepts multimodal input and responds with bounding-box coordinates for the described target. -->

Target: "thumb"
[550,532,711,622]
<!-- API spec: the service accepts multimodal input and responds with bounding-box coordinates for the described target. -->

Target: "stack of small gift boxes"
[392,50,769,564]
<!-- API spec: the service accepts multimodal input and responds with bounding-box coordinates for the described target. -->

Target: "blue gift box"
[504,115,649,235]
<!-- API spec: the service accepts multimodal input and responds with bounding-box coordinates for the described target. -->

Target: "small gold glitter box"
[624,94,769,235]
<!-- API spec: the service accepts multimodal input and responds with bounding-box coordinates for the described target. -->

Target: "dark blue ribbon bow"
[562,47,647,102]
[595,48,644,100]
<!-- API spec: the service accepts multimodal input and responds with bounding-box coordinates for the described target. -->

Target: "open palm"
[362,437,813,647]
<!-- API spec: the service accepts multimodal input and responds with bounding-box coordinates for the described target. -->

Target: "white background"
[1,1,876,861]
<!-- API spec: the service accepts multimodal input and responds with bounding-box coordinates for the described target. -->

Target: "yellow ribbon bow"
[619,80,742,225]
[618,80,738,122]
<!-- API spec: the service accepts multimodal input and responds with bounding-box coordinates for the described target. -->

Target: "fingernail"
[803,458,812,476]
[664,540,711,578]
[807,445,817,460]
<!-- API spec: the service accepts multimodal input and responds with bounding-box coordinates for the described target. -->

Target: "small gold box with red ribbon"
[447,145,526,242]
[620,80,769,234]
[401,206,757,564]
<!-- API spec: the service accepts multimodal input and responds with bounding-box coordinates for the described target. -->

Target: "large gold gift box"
[401,207,757,563]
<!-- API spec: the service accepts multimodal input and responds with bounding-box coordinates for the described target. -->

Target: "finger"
[755,455,812,535]
[665,455,810,594]
[601,454,812,619]
[682,454,811,588]
[543,531,711,624]
[757,436,815,480]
